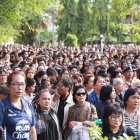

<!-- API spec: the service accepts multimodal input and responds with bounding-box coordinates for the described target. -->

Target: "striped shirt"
[123,110,139,139]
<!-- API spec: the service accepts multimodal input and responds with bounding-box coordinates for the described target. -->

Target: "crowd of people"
[0,43,140,140]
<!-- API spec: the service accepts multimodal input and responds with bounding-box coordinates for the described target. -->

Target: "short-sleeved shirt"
[0,96,35,140]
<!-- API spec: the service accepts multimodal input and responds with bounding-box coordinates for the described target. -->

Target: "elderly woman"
[0,71,36,140]
[113,78,126,107]
[33,86,62,140]
[64,85,97,140]
[123,88,140,140]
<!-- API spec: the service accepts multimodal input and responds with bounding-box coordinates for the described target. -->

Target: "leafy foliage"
[88,123,135,140]
[57,0,140,44]
[64,33,78,47]
[0,0,53,43]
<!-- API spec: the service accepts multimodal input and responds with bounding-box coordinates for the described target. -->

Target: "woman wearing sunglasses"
[64,84,97,140]
[102,103,135,140]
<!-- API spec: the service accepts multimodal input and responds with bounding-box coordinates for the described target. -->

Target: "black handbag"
[0,101,8,140]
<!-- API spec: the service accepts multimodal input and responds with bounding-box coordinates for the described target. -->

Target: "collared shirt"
[51,93,74,128]
[0,96,35,140]
[88,90,101,105]
[23,93,36,103]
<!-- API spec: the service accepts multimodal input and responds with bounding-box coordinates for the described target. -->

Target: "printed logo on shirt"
[8,109,16,116]
[12,119,30,139]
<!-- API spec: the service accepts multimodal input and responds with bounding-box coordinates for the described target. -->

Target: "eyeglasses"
[76,92,86,96]
[11,83,25,87]
[109,115,122,121]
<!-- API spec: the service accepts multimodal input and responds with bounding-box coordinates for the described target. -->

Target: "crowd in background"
[0,43,140,140]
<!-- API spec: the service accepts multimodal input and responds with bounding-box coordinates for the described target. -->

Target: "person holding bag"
[64,85,98,140]
[0,71,36,140]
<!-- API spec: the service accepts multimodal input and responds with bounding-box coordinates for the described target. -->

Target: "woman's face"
[43,81,51,87]
[26,84,36,93]
[4,54,10,60]
[115,73,123,79]
[86,76,94,89]
[109,113,122,128]
[126,92,140,109]
[38,75,47,84]
[27,70,34,78]
[62,70,69,77]
[38,92,51,110]
[122,62,127,68]
[10,54,15,62]
[8,74,25,98]
[110,88,116,99]
[75,88,87,104]
[94,78,105,91]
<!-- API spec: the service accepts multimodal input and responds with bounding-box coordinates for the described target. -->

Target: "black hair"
[58,76,72,92]
[100,73,109,78]
[41,78,50,86]
[100,85,113,101]
[107,66,117,75]
[73,84,88,103]
[0,67,6,74]
[98,69,106,76]
[94,58,100,63]
[37,71,46,79]
[93,76,104,85]
[124,88,137,108]
[68,65,78,71]
[111,70,122,79]
[19,61,29,68]
[33,85,50,110]
[37,58,46,64]
[103,103,123,132]
[26,78,36,88]
[0,85,9,95]
[46,67,58,76]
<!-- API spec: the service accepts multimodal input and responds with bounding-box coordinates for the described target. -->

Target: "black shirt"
[57,97,67,129]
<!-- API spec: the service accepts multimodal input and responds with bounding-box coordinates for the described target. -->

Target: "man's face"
[94,60,101,67]
[27,56,33,63]
[123,70,133,79]
[4,60,9,67]
[39,60,45,67]
[70,68,77,76]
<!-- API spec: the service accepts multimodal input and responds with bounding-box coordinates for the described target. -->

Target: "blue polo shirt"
[88,90,101,105]
[0,96,35,140]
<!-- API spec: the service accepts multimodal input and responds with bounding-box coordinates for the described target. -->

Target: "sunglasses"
[76,92,86,96]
